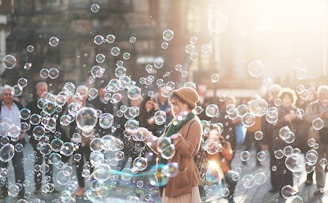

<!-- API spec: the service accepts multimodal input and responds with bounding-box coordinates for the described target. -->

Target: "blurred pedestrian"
[263,83,282,192]
[0,84,26,199]
[138,96,164,137]
[155,87,172,126]
[270,88,303,194]
[304,85,328,195]
[116,96,143,171]
[90,85,124,137]
[205,124,237,203]
[243,96,263,166]
[294,83,317,185]
[26,82,66,194]
[214,96,240,161]
[69,91,95,197]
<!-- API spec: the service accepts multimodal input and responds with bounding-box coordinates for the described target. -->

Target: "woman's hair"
[138,96,156,121]
[279,87,297,105]
[169,94,193,110]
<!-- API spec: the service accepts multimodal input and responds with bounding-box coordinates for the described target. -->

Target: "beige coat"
[151,117,202,197]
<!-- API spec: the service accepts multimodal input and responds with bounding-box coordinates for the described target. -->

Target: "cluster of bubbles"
[201,97,271,131]
[83,162,178,202]
[40,67,60,80]
[2,1,325,201]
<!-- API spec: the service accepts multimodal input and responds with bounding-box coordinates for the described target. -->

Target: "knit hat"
[172,87,199,109]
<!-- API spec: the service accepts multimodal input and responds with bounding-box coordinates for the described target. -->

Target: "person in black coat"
[270,88,303,194]
[26,82,68,194]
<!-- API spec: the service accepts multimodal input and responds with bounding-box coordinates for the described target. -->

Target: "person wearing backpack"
[304,85,328,195]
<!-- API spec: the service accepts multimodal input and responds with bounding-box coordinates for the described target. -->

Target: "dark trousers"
[244,131,262,164]
[75,144,91,188]
[270,155,293,190]
[0,145,25,196]
[32,149,54,189]
[224,170,237,200]
[244,131,262,153]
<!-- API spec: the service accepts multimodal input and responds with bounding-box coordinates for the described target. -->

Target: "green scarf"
[158,112,195,165]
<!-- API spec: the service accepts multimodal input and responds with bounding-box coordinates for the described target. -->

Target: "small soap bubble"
[94,35,104,45]
[185,44,195,54]
[208,13,228,34]
[154,57,164,69]
[26,45,35,52]
[163,30,174,41]
[189,36,198,44]
[90,3,100,13]
[161,42,169,49]
[211,74,219,83]
[111,47,120,56]
[2,55,16,69]
[96,54,105,63]
[123,52,131,60]
[201,44,211,54]
[48,67,59,79]
[17,78,28,88]
[106,34,116,43]
[248,60,264,78]
[49,37,59,47]
[40,68,49,79]
[312,118,324,130]
[24,62,32,70]
[129,36,136,43]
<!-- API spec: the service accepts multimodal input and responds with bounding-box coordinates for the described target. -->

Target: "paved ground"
[1,140,328,203]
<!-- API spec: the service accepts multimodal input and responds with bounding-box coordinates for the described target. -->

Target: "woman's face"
[281,94,293,107]
[170,97,188,117]
[145,99,155,112]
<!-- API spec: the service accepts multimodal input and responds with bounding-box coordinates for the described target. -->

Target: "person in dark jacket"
[26,82,67,194]
[270,88,303,194]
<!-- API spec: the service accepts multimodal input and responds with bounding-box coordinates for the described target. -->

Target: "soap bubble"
[49,37,59,47]
[0,143,15,162]
[106,34,116,43]
[163,30,174,41]
[208,13,228,34]
[90,3,100,13]
[76,107,98,133]
[248,60,264,78]
[2,55,16,69]
[312,118,324,130]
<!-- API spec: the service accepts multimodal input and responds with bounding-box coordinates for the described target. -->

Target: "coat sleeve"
[174,118,202,158]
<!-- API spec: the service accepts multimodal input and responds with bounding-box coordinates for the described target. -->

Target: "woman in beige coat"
[145,86,203,203]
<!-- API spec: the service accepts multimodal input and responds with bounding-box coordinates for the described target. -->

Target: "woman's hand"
[147,117,155,125]
[285,111,296,121]
[171,133,182,145]
[170,133,182,140]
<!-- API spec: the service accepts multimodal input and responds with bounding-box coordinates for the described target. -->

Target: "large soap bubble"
[0,143,15,162]
[76,107,98,133]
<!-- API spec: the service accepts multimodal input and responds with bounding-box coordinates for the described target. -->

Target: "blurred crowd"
[0,81,328,202]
